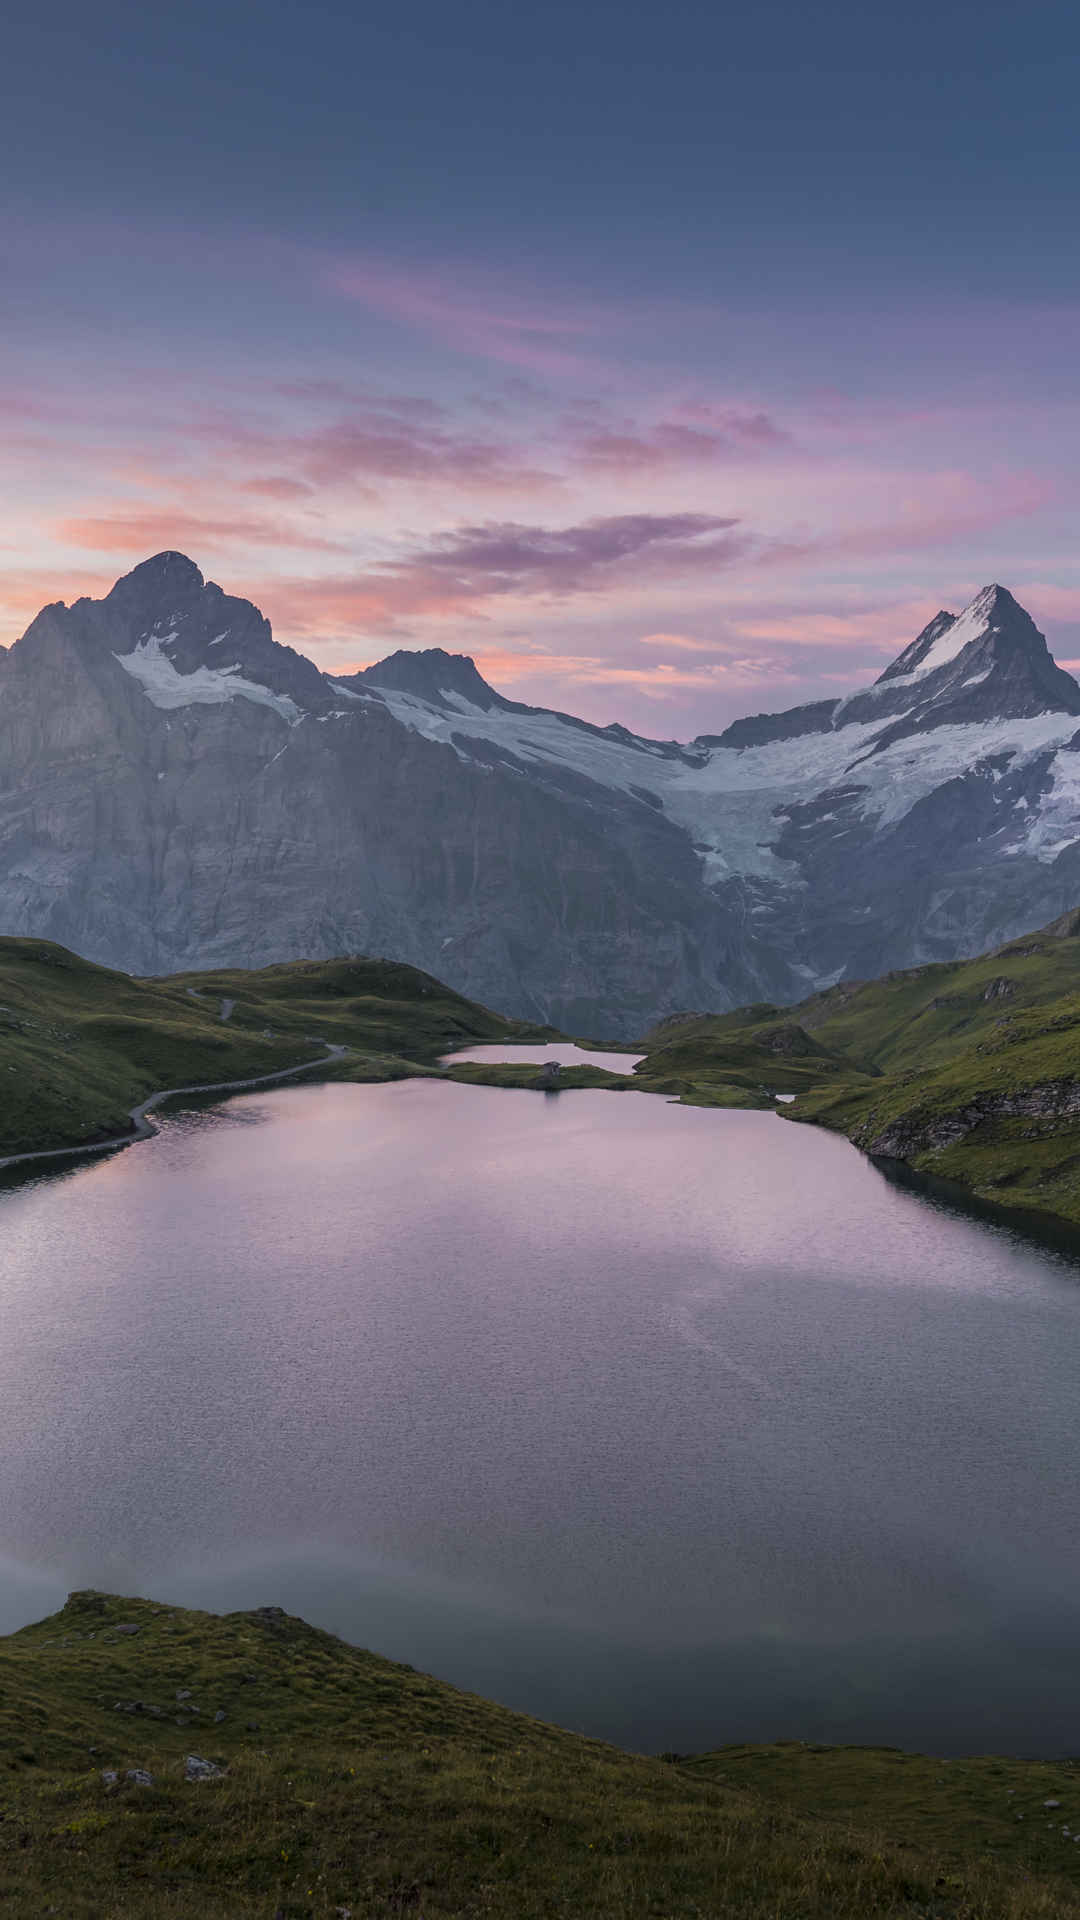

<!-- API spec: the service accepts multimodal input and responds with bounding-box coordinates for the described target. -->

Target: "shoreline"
[1,1043,636,1178]
[0,1041,347,1177]
[9,1042,1080,1247]
[784,1103,1080,1246]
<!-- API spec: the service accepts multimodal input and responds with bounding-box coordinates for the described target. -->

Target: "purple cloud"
[195,400,557,497]
[400,512,746,595]
[300,415,552,490]
[576,412,790,473]
[255,512,749,639]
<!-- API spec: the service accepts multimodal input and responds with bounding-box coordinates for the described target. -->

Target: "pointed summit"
[718,585,1080,751]
[15,551,330,715]
[115,550,204,589]
[877,584,1052,687]
[103,551,206,615]
[856,584,1080,745]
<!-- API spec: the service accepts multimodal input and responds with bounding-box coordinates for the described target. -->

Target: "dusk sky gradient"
[3,0,1080,732]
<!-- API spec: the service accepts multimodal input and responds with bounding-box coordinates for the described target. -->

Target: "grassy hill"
[0,940,551,1161]
[633,1003,876,1105]
[632,908,1080,1227]
[1,1589,1078,1918]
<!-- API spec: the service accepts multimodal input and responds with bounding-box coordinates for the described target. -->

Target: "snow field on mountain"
[364,681,1080,884]
[104,576,1080,892]
[114,632,301,722]
[910,586,1002,676]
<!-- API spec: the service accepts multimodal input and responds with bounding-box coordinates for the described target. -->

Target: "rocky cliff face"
[2,557,1080,1033]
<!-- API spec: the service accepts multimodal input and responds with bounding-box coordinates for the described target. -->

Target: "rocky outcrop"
[858,1079,1080,1161]
[982,977,1016,1001]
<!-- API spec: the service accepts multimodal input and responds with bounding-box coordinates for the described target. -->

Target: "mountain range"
[3,551,1080,1032]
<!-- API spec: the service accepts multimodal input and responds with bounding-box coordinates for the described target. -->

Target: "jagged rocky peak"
[22,551,330,714]
[867,583,1080,726]
[878,585,1047,681]
[350,646,512,713]
[104,548,207,611]
[706,586,1080,752]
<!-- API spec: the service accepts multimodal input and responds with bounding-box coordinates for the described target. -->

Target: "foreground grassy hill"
[1,1589,1079,1919]
[634,908,1080,1226]
[0,940,550,1161]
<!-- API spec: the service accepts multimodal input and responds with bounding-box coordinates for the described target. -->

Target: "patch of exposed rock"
[859,1078,1080,1159]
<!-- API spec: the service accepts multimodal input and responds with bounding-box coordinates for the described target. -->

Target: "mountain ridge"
[3,555,1080,1031]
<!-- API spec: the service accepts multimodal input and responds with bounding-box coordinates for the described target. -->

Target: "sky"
[2,0,1079,735]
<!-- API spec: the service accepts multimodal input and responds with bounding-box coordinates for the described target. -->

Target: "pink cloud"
[466,650,789,701]
[733,601,946,652]
[192,402,556,499]
[0,565,118,638]
[275,380,446,420]
[767,470,1058,571]
[325,255,622,379]
[638,631,717,652]
[242,476,317,501]
[255,573,470,634]
[298,417,554,493]
[1020,584,1080,622]
[55,510,348,557]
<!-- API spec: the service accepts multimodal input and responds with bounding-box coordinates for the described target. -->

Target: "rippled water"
[2,1076,1079,1755]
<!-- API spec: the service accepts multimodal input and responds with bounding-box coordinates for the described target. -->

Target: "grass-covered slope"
[634,1004,878,1105]
[687,1742,1080,1899]
[2,1589,1079,1919]
[634,908,1080,1225]
[0,940,548,1160]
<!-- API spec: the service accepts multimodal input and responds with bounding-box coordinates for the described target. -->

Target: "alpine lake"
[2,1046,1078,1758]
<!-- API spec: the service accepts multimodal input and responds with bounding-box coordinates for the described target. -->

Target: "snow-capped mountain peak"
[16,551,332,719]
[5,559,1080,1032]
[859,583,1080,733]
[339,586,1080,928]
[879,584,1043,681]
[913,582,1011,672]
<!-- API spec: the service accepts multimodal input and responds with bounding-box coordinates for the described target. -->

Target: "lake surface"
[443,1042,644,1071]
[2,1076,1080,1756]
